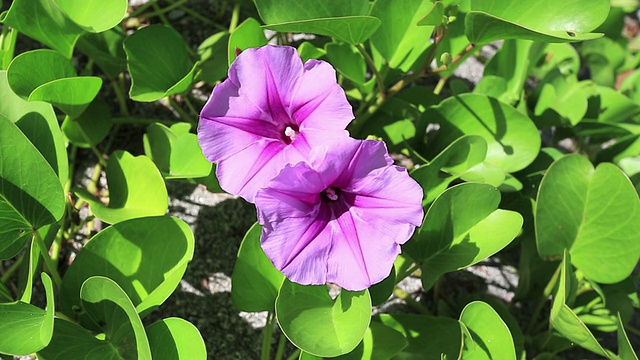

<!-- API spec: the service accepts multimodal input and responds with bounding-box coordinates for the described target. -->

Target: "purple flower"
[197,45,354,202]
[254,139,424,291]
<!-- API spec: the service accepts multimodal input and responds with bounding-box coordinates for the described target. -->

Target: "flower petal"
[198,80,278,162]
[255,162,325,224]
[260,207,333,286]
[326,204,403,291]
[215,140,285,202]
[291,59,354,130]
[230,45,303,125]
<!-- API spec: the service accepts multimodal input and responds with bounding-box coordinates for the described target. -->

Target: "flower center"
[322,187,340,201]
[282,124,299,144]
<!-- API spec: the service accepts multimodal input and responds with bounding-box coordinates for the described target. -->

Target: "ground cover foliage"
[0,0,639,359]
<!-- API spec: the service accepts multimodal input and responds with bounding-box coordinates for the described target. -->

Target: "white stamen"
[284,126,298,141]
[325,188,338,201]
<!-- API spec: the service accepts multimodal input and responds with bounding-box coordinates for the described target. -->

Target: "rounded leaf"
[123,25,197,102]
[147,318,207,360]
[0,273,54,355]
[75,150,168,224]
[425,94,540,173]
[465,0,609,44]
[0,116,64,259]
[276,280,371,357]
[53,0,127,33]
[535,155,640,283]
[60,216,194,319]
[459,301,516,360]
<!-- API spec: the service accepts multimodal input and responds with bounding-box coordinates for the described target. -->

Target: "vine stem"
[274,330,287,360]
[350,26,465,136]
[33,229,62,288]
[525,262,562,335]
[261,311,276,360]
[355,43,386,98]
[229,3,241,32]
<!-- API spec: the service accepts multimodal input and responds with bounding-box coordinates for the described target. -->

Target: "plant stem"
[275,331,287,360]
[229,3,241,32]
[433,76,447,95]
[33,230,62,288]
[144,0,181,25]
[261,311,276,360]
[0,253,24,284]
[127,0,156,19]
[399,262,422,282]
[168,97,197,128]
[525,263,561,335]
[625,324,640,337]
[356,43,386,98]
[111,77,130,117]
[285,350,301,360]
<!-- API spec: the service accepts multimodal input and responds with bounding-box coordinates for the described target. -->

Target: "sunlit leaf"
[75,150,168,224]
[0,273,54,355]
[465,0,609,44]
[0,117,64,259]
[53,0,127,33]
[254,0,380,44]
[276,280,371,357]
[60,216,194,319]
[147,318,207,360]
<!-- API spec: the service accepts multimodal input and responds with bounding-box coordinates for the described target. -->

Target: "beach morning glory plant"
[198,44,424,291]
[198,45,354,202]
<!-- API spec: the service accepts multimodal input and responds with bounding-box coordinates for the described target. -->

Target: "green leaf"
[147,318,207,360]
[62,100,112,148]
[75,150,168,224]
[369,0,434,66]
[359,98,419,151]
[228,18,268,65]
[37,319,120,359]
[0,26,17,70]
[531,71,594,127]
[76,29,127,79]
[535,155,640,283]
[254,0,380,44]
[617,313,638,360]
[530,42,580,79]
[60,216,194,319]
[464,0,609,44]
[425,94,540,173]
[378,314,463,360]
[276,280,371,357]
[298,41,325,62]
[550,251,612,358]
[335,321,408,360]
[143,123,212,179]
[7,50,102,118]
[410,135,487,205]
[0,273,54,355]
[580,36,626,87]
[417,2,445,26]
[459,301,516,360]
[0,70,68,184]
[80,276,152,359]
[0,117,64,259]
[53,0,127,33]
[482,39,533,105]
[403,183,522,290]
[123,25,198,102]
[197,31,230,83]
[231,223,285,312]
[0,0,83,58]
[325,43,366,84]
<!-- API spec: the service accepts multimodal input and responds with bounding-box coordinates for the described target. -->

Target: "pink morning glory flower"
[197,45,354,202]
[254,139,424,291]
